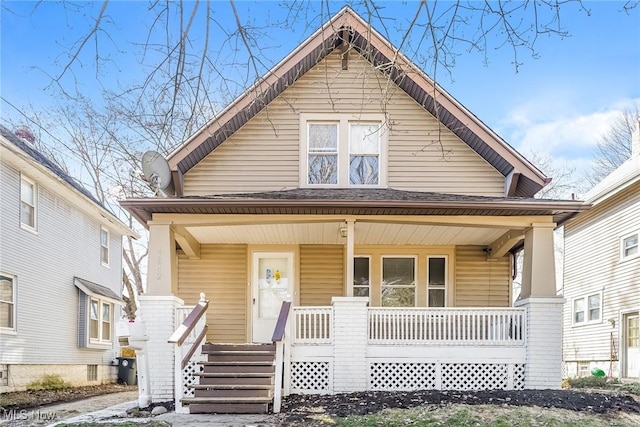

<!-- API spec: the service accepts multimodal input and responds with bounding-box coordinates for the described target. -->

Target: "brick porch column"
[332,297,369,393]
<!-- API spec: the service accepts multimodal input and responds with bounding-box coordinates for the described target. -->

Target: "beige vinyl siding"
[299,245,344,305]
[184,51,504,196]
[563,181,640,363]
[177,244,248,343]
[454,246,511,307]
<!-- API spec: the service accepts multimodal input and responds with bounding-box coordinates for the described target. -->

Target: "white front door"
[252,252,294,343]
[624,313,639,378]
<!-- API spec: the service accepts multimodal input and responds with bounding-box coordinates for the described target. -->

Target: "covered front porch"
[120,190,585,412]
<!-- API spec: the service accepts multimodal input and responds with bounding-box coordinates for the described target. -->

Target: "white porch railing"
[368,307,526,346]
[292,306,333,344]
[288,303,528,394]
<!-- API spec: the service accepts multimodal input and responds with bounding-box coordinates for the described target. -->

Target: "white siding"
[563,182,640,364]
[184,51,504,196]
[0,161,124,366]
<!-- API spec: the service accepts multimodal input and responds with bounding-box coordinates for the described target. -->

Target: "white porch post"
[345,219,355,297]
[515,222,563,389]
[332,297,368,392]
[138,223,183,403]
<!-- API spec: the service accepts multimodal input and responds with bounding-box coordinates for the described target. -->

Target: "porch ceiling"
[185,222,506,246]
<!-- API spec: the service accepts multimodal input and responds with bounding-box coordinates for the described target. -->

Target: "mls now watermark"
[2,409,58,422]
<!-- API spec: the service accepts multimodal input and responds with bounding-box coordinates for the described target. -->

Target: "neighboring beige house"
[121,7,587,414]
[0,125,136,392]
[563,122,640,381]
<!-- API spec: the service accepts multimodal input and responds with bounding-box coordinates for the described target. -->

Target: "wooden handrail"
[168,300,209,346]
[272,301,291,342]
[181,325,208,370]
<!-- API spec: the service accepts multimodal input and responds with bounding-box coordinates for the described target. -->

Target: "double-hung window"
[100,227,110,266]
[302,114,386,187]
[427,256,447,307]
[0,274,16,332]
[20,176,37,230]
[573,292,602,325]
[621,232,639,261]
[381,257,416,307]
[89,298,112,343]
[353,257,370,297]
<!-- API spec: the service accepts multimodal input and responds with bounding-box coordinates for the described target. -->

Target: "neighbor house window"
[302,114,386,187]
[621,233,639,260]
[381,257,416,307]
[89,298,113,344]
[0,274,16,332]
[100,227,110,266]
[353,257,370,297]
[20,176,37,230]
[573,292,602,325]
[427,256,447,307]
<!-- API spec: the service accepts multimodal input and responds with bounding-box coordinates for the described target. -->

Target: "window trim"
[380,255,417,307]
[620,231,639,262]
[0,273,16,334]
[100,226,110,267]
[427,255,448,308]
[20,175,37,232]
[353,256,371,298]
[572,291,603,326]
[88,297,114,345]
[300,113,388,188]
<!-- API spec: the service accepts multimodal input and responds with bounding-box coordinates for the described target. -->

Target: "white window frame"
[0,273,16,334]
[381,255,417,307]
[89,297,113,345]
[300,113,388,188]
[620,231,639,261]
[100,227,110,267]
[572,291,603,326]
[427,255,448,308]
[20,175,37,232]
[353,256,371,298]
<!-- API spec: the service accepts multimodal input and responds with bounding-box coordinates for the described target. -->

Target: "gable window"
[427,256,447,307]
[621,233,639,260]
[0,274,16,332]
[301,114,386,188]
[100,227,110,266]
[381,257,416,307]
[573,292,602,325]
[20,176,37,230]
[353,257,370,298]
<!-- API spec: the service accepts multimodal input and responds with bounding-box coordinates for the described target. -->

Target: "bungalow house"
[121,7,587,414]
[562,121,640,381]
[0,125,136,392]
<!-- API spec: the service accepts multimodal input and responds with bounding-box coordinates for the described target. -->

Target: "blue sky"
[1,1,639,191]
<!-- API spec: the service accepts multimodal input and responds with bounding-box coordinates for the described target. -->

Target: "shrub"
[26,374,71,391]
[565,376,607,389]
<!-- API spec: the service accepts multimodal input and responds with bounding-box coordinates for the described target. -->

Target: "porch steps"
[182,343,276,414]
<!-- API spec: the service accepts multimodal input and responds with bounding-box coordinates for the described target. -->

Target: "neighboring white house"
[0,125,137,392]
[563,121,640,381]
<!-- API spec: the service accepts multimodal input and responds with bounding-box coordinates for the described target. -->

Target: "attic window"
[301,113,387,188]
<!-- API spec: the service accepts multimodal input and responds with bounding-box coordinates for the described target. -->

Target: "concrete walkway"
[1,390,279,426]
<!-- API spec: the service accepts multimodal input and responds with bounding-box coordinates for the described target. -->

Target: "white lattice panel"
[441,363,508,390]
[290,361,331,393]
[513,364,525,390]
[369,363,437,390]
[181,354,206,397]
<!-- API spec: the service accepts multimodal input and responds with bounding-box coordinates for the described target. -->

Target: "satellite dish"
[141,151,174,196]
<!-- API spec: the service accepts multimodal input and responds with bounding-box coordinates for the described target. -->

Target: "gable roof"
[0,125,137,237]
[167,6,548,197]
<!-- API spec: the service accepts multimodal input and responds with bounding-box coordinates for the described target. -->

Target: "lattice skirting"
[369,362,526,391]
[181,354,206,397]
[290,361,331,394]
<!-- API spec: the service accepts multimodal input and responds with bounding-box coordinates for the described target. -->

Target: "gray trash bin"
[116,357,137,385]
